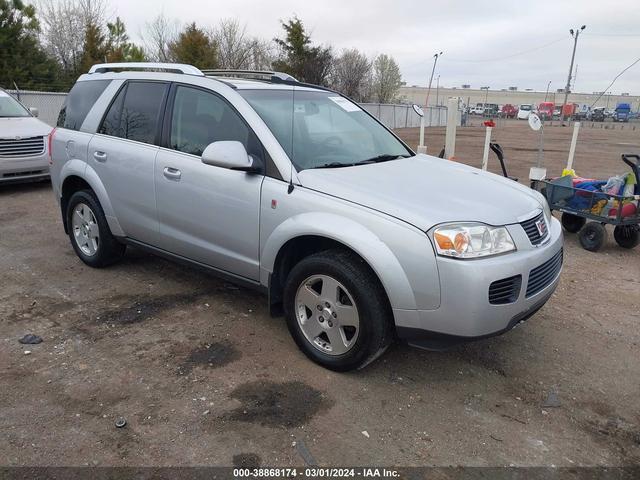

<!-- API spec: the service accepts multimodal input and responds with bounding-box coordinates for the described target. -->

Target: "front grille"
[0,136,45,157]
[489,275,522,305]
[526,248,563,298]
[520,212,549,245]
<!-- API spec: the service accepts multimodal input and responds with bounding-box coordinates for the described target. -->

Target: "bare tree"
[330,48,371,102]
[142,13,179,62]
[371,54,402,103]
[213,19,274,70]
[38,0,108,74]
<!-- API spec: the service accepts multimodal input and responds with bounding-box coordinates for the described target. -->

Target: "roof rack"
[88,62,204,76]
[201,69,298,82]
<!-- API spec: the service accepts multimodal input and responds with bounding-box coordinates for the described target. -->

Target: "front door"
[154,85,264,280]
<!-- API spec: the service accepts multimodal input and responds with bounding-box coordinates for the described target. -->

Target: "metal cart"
[533,154,640,252]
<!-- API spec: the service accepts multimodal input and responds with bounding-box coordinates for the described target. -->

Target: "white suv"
[50,63,563,371]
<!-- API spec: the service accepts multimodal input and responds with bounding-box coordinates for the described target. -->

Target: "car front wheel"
[283,249,393,371]
[66,190,126,267]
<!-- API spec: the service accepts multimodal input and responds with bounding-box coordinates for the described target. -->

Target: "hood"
[0,117,52,139]
[297,155,543,231]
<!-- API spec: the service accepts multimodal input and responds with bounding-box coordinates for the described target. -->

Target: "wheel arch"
[61,165,124,237]
[261,213,417,318]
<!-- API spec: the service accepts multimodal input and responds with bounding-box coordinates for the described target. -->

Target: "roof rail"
[89,62,204,76]
[201,69,298,82]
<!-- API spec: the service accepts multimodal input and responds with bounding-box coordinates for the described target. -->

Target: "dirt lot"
[1,120,639,467]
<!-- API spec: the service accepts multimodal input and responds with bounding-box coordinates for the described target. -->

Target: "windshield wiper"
[314,162,358,169]
[354,153,411,165]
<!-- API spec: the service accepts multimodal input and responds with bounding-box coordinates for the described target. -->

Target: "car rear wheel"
[67,190,125,267]
[283,249,393,371]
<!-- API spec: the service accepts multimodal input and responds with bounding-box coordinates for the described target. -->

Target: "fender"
[65,163,125,237]
[260,212,419,311]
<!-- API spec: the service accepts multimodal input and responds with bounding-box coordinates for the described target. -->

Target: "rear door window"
[57,80,110,130]
[98,81,168,145]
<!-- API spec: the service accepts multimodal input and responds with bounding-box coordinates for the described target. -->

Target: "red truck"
[538,102,554,120]
[500,104,518,118]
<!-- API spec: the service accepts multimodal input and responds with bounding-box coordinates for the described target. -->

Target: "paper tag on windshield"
[328,96,360,112]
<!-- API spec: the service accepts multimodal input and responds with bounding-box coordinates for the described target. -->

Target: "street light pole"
[435,75,440,107]
[481,86,490,113]
[425,51,443,109]
[562,25,586,120]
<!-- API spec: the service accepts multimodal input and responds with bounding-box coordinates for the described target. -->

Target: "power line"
[589,56,640,109]
[444,36,567,63]
[583,32,640,37]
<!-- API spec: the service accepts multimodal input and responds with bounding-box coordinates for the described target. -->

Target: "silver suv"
[50,63,563,371]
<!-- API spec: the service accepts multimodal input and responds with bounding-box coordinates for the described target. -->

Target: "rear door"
[154,84,264,280]
[88,81,169,244]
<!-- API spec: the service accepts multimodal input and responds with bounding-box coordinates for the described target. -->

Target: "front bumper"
[395,216,563,349]
[0,153,49,184]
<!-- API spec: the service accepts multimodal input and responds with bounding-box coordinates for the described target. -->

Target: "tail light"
[48,127,56,165]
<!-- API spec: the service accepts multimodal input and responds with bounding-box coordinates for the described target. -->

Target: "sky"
[107,0,640,95]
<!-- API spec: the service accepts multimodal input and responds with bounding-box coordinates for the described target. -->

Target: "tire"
[578,222,607,252]
[613,225,639,249]
[283,249,393,371]
[561,213,586,233]
[66,190,126,267]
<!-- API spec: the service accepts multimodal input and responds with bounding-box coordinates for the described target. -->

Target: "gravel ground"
[1,119,639,467]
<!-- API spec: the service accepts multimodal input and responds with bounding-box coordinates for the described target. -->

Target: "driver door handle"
[93,151,107,162]
[163,166,181,180]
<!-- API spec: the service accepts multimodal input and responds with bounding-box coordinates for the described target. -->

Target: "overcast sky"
[108,0,640,95]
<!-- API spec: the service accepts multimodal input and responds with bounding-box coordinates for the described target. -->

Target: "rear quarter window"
[57,80,110,131]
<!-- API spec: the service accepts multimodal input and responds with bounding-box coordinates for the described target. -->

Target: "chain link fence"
[7,90,67,127]
[361,103,448,129]
[6,90,453,130]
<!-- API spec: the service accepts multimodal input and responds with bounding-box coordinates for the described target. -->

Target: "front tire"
[66,190,125,267]
[283,249,393,371]
[579,222,607,252]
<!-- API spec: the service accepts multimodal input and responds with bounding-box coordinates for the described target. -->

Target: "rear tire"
[578,222,606,252]
[66,190,125,267]
[561,213,586,233]
[283,249,393,371]
[613,225,639,249]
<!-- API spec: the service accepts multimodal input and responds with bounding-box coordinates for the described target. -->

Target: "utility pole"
[425,51,443,108]
[544,81,551,102]
[481,86,490,114]
[435,75,440,106]
[562,25,586,121]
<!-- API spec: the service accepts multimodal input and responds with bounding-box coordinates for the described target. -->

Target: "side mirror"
[29,107,39,117]
[201,141,259,172]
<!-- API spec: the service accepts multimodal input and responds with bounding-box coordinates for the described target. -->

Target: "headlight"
[432,223,516,259]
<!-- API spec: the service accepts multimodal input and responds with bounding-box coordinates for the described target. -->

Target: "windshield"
[0,91,30,118]
[239,89,412,171]
[520,105,532,111]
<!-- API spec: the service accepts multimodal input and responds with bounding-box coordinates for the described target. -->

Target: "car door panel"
[155,149,263,279]
[154,84,264,280]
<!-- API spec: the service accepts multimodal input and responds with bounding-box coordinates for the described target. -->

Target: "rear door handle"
[93,151,107,162]
[163,167,181,180]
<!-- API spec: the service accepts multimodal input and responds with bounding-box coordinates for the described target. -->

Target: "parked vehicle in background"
[517,104,533,120]
[0,88,52,184]
[552,105,562,120]
[500,104,518,118]
[537,102,554,120]
[590,108,606,122]
[49,62,563,371]
[605,108,616,118]
[483,104,499,116]
[614,103,631,122]
[561,103,577,119]
[471,104,485,115]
